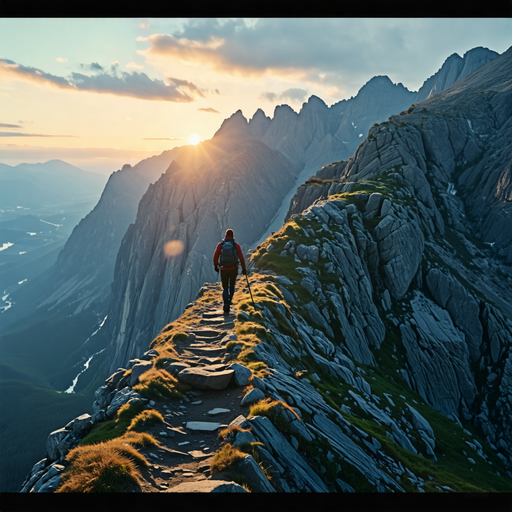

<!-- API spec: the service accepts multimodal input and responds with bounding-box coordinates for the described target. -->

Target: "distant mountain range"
[0,159,107,209]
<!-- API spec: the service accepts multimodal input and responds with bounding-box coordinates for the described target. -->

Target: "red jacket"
[213,235,246,271]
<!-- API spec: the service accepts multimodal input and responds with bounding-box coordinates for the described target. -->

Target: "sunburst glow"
[189,133,201,145]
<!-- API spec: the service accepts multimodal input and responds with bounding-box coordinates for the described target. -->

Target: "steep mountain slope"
[105,137,300,376]
[279,44,512,465]
[415,46,499,102]
[20,45,512,496]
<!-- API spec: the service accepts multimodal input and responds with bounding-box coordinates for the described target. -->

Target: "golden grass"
[248,398,300,422]
[120,431,158,448]
[210,443,247,474]
[56,438,149,493]
[218,424,251,441]
[241,384,254,397]
[132,367,185,401]
[127,409,164,432]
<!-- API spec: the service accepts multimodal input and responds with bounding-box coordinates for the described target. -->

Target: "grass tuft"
[56,438,149,493]
[218,424,251,442]
[132,367,188,401]
[127,409,164,432]
[248,398,300,434]
[210,443,247,474]
[79,401,145,446]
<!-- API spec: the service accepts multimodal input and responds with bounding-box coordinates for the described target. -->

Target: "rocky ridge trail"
[21,287,269,494]
[135,301,256,492]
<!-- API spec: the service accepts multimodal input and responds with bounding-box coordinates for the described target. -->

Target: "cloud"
[0,132,79,137]
[126,61,144,69]
[197,107,219,113]
[0,123,21,128]
[79,62,104,72]
[0,58,75,90]
[137,18,512,91]
[260,87,308,103]
[0,58,207,103]
[260,91,277,102]
[140,22,150,29]
[56,56,68,63]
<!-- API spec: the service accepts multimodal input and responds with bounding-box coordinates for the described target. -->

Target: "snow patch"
[1,292,13,313]
[40,219,62,227]
[65,348,106,393]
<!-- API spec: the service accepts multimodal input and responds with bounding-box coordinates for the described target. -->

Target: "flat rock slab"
[200,318,225,325]
[202,310,225,318]
[185,421,223,431]
[186,347,226,357]
[178,367,234,390]
[189,329,223,337]
[208,408,231,415]
[188,450,214,459]
[167,480,247,493]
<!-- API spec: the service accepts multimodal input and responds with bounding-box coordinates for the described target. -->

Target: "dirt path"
[135,300,250,492]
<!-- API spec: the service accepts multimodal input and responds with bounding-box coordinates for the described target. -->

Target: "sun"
[189,133,201,145]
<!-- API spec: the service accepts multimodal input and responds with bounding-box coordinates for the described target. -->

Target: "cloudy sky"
[0,18,511,174]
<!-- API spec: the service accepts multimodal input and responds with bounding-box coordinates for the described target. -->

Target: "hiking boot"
[223,304,230,314]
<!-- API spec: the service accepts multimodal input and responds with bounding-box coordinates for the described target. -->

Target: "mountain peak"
[305,94,327,107]
[212,109,251,140]
[248,108,271,140]
[415,46,499,102]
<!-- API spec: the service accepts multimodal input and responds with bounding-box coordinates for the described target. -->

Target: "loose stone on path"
[185,421,223,431]
[208,408,230,415]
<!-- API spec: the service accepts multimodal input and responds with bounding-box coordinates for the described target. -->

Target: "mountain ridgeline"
[103,46,501,376]
[9,45,512,494]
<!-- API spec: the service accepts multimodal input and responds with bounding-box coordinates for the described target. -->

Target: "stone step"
[178,367,234,390]
[202,310,225,319]
[193,336,226,344]
[187,329,223,338]
[185,346,226,356]
[199,318,225,325]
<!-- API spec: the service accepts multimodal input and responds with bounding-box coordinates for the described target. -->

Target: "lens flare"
[163,240,184,258]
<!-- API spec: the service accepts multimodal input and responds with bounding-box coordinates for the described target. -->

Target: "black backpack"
[220,239,238,267]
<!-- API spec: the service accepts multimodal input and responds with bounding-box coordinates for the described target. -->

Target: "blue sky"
[0,18,510,174]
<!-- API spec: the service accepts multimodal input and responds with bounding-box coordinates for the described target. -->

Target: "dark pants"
[221,268,238,305]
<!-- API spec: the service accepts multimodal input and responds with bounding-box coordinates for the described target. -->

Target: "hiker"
[213,229,247,313]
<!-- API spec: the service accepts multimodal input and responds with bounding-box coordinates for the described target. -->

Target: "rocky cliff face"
[415,46,499,102]
[281,44,512,464]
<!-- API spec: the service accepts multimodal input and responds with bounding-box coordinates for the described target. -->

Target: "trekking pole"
[245,270,255,308]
